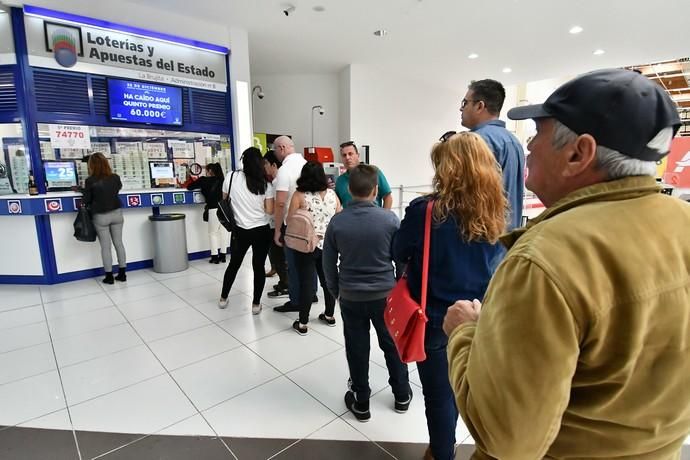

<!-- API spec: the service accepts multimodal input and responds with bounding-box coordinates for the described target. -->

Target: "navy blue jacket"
[392,196,504,310]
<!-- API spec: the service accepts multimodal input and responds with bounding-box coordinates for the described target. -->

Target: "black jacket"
[83,174,122,214]
[187,176,223,209]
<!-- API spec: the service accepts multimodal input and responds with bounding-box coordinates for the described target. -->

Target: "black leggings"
[221,225,272,304]
[294,248,336,324]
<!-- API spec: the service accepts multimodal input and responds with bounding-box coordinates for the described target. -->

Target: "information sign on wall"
[49,124,91,149]
[24,10,227,92]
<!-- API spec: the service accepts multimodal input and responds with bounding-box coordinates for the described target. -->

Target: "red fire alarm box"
[304,147,334,163]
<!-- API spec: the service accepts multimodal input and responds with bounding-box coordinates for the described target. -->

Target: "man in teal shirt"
[335,141,393,208]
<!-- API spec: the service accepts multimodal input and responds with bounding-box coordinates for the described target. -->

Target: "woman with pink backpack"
[285,161,341,335]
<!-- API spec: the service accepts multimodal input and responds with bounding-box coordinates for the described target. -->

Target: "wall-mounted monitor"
[149,161,176,188]
[44,160,78,191]
[108,79,183,126]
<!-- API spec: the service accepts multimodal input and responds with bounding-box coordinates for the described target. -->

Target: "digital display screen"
[149,161,176,188]
[44,161,78,190]
[108,79,183,126]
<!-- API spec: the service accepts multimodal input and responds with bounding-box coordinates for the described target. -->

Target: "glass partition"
[0,123,30,195]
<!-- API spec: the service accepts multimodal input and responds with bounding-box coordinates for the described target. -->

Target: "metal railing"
[390,184,432,219]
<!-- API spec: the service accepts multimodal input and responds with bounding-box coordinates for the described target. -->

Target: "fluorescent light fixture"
[23,4,228,54]
[569,25,584,34]
[502,67,512,73]
[593,49,605,55]
[468,53,479,59]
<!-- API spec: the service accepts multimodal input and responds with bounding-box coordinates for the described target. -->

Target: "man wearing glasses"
[460,79,525,230]
[335,141,393,209]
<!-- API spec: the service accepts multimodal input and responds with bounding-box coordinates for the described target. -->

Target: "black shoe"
[292,320,308,336]
[273,302,300,313]
[219,253,227,263]
[344,391,370,422]
[318,313,336,327]
[114,267,127,282]
[209,255,219,264]
[273,283,288,291]
[394,392,413,413]
[312,295,318,303]
[102,272,114,285]
[267,288,289,298]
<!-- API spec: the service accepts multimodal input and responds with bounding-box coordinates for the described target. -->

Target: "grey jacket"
[322,200,399,301]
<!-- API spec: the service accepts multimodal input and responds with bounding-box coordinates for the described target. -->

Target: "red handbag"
[385,200,433,363]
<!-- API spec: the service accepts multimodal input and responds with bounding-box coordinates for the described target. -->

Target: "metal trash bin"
[148,213,189,273]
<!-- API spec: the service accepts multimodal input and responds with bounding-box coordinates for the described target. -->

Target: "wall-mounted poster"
[169,140,194,159]
[142,143,168,159]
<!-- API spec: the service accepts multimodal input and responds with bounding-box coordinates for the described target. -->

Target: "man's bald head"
[273,136,295,161]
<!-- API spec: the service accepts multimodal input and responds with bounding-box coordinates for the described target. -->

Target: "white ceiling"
[130,0,690,90]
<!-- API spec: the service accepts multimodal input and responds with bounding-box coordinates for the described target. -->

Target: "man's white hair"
[273,135,294,148]
[551,120,657,179]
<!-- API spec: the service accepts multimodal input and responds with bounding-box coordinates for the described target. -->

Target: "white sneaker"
[252,304,262,315]
[218,298,228,309]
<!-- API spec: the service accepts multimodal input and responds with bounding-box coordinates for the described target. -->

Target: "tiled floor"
[1,257,689,459]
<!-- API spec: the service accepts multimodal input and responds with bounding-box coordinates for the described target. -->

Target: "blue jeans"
[416,304,459,460]
[284,245,317,305]
[340,297,410,402]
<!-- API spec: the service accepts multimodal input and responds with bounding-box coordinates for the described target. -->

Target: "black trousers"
[268,238,288,289]
[221,225,272,304]
[293,248,335,324]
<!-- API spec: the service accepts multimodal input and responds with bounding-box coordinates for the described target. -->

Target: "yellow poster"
[253,133,268,154]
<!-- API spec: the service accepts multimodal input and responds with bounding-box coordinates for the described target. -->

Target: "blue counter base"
[0,250,213,285]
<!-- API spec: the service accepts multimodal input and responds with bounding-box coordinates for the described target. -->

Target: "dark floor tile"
[224,437,297,459]
[0,426,79,460]
[76,430,144,459]
[98,434,233,460]
[274,439,393,460]
[378,441,427,459]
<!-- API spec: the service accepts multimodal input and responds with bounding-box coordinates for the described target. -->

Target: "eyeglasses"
[439,131,457,142]
[460,98,480,109]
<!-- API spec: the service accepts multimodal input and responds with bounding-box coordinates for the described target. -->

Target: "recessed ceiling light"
[468,53,479,59]
[373,29,388,37]
[502,67,512,73]
[593,49,605,56]
[312,5,325,12]
[569,25,584,34]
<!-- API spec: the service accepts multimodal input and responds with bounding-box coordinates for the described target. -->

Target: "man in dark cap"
[443,69,690,459]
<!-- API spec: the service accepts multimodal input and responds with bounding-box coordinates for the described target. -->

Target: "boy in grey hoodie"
[322,164,411,422]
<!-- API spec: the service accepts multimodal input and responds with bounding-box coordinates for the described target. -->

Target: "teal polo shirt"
[335,167,392,208]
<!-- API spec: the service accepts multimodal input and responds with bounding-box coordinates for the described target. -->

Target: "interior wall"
[251,73,340,152]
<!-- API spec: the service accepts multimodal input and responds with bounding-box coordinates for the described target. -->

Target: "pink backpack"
[285,207,318,253]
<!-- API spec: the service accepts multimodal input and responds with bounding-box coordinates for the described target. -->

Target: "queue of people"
[97,70,689,459]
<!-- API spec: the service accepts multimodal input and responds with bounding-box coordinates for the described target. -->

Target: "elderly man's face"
[526,118,567,207]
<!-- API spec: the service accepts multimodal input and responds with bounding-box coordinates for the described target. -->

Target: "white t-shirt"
[274,153,307,224]
[222,171,275,230]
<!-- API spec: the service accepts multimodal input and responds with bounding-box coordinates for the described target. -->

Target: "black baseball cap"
[507,69,681,161]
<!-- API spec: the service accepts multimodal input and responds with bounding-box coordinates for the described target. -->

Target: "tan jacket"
[448,176,690,459]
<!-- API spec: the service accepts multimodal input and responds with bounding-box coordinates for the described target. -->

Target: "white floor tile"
[287,349,391,415]
[149,324,241,371]
[116,292,189,322]
[309,319,346,346]
[160,272,218,292]
[171,348,279,410]
[157,414,215,437]
[176,284,224,306]
[0,305,45,331]
[0,342,56,385]
[47,307,126,340]
[105,282,172,305]
[191,295,254,322]
[69,374,197,435]
[147,266,201,281]
[410,368,422,388]
[307,418,368,441]
[216,310,291,344]
[0,286,42,312]
[341,385,470,444]
[0,371,65,426]
[247,328,342,374]
[43,292,113,320]
[17,409,72,430]
[131,307,211,342]
[60,345,165,405]
[0,321,50,353]
[39,279,102,303]
[52,323,142,368]
[99,270,156,290]
[203,376,337,439]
